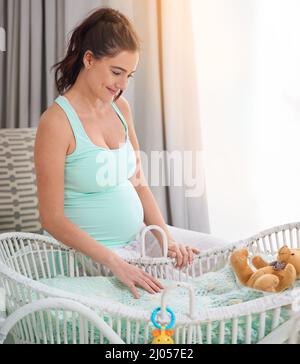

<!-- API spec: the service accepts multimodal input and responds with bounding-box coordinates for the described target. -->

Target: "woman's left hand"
[167,241,200,269]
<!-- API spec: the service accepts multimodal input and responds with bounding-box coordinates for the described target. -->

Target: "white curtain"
[131,0,210,232]
[193,0,300,241]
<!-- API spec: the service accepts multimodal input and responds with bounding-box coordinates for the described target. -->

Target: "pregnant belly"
[64,181,144,248]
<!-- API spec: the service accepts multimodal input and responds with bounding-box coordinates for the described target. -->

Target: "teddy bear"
[230,246,300,293]
[252,246,300,278]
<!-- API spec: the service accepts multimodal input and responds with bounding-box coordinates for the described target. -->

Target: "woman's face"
[83,50,139,103]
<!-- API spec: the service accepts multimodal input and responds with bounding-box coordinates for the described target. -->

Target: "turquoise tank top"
[55,95,144,249]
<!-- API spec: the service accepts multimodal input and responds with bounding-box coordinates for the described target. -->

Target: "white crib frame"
[1,223,300,344]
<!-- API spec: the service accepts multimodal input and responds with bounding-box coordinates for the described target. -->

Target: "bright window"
[192,0,300,241]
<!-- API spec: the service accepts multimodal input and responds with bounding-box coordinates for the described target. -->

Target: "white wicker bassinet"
[1,223,300,344]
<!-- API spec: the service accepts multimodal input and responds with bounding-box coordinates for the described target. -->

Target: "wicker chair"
[0,128,40,342]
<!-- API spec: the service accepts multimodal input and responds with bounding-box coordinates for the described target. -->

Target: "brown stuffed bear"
[230,247,298,293]
[253,246,300,279]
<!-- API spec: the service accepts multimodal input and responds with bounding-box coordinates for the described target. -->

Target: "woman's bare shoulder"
[37,101,72,151]
[38,101,72,138]
[40,101,67,125]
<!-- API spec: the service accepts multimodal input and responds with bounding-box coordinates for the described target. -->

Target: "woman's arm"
[34,106,163,297]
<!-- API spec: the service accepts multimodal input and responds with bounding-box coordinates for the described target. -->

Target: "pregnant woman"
[34,7,226,299]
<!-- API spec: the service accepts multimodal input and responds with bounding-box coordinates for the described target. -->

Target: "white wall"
[192,0,300,241]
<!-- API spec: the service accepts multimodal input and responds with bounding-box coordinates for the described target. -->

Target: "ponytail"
[52,7,141,98]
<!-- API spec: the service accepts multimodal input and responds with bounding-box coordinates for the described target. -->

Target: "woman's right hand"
[107,256,164,299]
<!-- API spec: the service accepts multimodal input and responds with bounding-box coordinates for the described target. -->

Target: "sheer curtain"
[132,0,210,232]
[192,0,300,241]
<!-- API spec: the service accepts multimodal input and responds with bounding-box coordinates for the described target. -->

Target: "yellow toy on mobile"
[150,307,176,344]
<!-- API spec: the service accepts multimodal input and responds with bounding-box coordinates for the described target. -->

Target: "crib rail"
[130,221,300,281]
[6,309,299,344]
[0,298,124,344]
[2,222,300,283]
[245,222,300,255]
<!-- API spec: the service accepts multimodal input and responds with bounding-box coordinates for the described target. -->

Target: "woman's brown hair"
[52,7,141,101]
